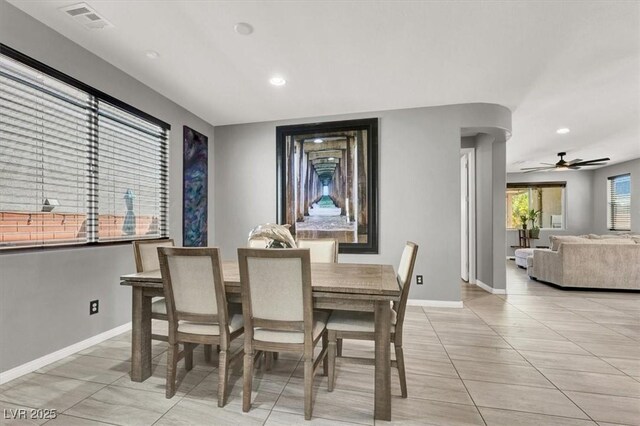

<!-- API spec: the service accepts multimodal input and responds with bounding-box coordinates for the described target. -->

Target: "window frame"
[0,44,171,252]
[506,182,567,230]
[607,173,631,232]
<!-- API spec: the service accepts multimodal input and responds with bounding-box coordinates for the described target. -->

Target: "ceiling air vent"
[59,3,113,30]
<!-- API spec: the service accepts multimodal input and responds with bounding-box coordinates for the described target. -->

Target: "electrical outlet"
[416,275,423,285]
[90,300,99,315]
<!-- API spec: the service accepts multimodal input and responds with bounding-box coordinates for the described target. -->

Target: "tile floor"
[1,262,639,425]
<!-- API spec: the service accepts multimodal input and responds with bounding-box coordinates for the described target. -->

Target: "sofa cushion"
[549,235,589,251]
[558,239,635,253]
[588,234,632,239]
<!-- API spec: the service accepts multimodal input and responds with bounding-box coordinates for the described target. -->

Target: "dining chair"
[158,247,244,405]
[296,238,339,263]
[248,237,269,248]
[326,241,418,397]
[238,248,329,420]
[132,239,174,342]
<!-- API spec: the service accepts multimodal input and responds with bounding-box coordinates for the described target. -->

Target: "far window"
[506,183,565,229]
[607,174,631,231]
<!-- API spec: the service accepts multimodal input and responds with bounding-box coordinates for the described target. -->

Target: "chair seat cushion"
[177,314,244,335]
[151,298,167,315]
[326,309,397,333]
[254,311,329,344]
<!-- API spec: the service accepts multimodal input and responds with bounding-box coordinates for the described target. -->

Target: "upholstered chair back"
[238,248,313,336]
[394,242,419,341]
[248,238,269,248]
[158,247,226,324]
[296,239,338,263]
[133,239,174,272]
[397,243,417,289]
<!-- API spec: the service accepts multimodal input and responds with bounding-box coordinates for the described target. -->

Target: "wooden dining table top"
[120,261,400,297]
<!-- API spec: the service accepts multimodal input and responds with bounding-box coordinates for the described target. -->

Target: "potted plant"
[519,213,528,230]
[527,209,541,239]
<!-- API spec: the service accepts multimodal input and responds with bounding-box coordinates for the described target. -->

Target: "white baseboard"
[476,279,507,295]
[408,299,464,308]
[0,322,132,385]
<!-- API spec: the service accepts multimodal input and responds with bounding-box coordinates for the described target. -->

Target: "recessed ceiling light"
[269,76,286,86]
[313,138,323,144]
[145,50,160,59]
[556,128,570,134]
[234,22,254,35]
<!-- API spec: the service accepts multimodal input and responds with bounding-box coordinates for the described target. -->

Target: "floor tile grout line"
[476,272,635,381]
[269,356,376,426]
[57,380,109,418]
[32,369,129,388]
[460,287,598,423]
[420,305,488,426]
[472,403,602,424]
[44,411,122,426]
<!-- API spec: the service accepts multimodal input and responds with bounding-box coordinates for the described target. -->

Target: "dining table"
[120,261,400,421]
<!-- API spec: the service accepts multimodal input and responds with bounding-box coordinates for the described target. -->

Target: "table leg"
[374,300,391,420]
[131,287,152,382]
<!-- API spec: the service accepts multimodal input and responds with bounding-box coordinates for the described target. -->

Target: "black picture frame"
[276,118,378,254]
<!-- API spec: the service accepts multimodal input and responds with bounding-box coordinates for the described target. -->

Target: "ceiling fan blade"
[523,168,552,173]
[570,157,610,166]
[567,158,583,165]
[568,166,582,170]
[579,162,608,167]
[521,166,555,171]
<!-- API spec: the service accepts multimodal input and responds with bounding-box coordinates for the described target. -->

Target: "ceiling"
[8,1,639,172]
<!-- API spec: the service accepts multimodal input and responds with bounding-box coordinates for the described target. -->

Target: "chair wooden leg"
[184,343,194,371]
[273,352,279,360]
[336,338,343,357]
[395,344,407,398]
[204,344,213,363]
[265,351,273,371]
[218,349,229,407]
[165,343,179,399]
[322,331,328,376]
[303,359,314,420]
[242,350,254,412]
[327,330,337,392]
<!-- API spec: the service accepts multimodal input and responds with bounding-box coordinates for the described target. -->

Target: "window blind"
[0,55,91,247]
[0,49,169,249]
[97,102,168,241]
[608,174,631,231]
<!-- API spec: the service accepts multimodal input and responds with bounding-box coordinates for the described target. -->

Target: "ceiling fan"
[520,152,610,173]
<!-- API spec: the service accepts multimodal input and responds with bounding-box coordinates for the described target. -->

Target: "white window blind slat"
[0,52,169,249]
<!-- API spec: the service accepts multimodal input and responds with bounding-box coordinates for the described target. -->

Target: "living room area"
[504,158,639,291]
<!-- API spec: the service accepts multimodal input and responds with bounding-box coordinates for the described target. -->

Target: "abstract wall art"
[183,126,208,247]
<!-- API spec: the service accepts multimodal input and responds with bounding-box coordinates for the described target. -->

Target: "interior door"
[461,154,469,281]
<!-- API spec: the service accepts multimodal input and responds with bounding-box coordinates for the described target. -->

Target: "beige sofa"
[531,235,640,290]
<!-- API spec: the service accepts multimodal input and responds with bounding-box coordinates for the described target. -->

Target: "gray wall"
[592,158,640,234]
[215,104,511,301]
[0,0,216,373]
[506,169,595,255]
[473,133,507,290]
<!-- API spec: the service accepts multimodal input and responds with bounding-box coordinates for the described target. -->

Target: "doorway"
[460,148,476,283]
